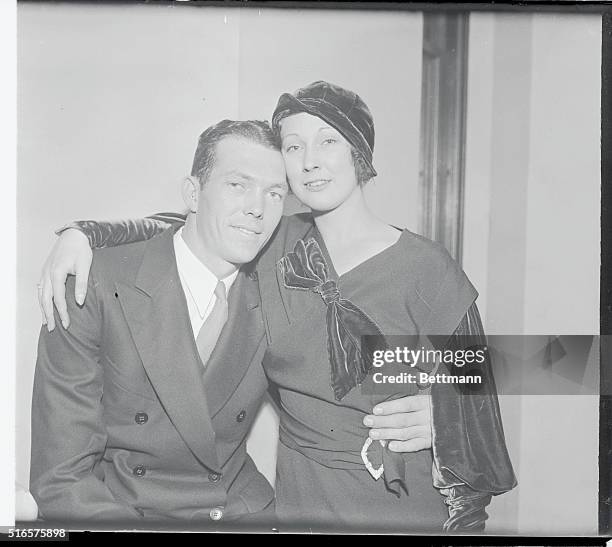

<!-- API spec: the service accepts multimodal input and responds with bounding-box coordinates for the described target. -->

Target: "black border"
[12,0,612,15]
[600,12,612,539]
[13,0,612,540]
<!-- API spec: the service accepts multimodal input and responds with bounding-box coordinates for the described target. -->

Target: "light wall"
[463,12,601,535]
[17,2,423,493]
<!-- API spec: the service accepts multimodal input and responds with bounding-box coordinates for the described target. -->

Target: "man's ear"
[181,176,200,212]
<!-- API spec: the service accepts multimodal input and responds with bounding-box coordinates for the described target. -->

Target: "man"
[31,119,430,526]
[30,120,288,525]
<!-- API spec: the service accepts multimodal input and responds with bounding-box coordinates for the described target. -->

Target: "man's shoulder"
[91,229,175,283]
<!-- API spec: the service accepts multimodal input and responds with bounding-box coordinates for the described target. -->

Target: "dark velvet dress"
[67,212,517,533]
[259,228,449,532]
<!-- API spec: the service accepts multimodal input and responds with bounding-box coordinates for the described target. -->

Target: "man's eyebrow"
[223,170,253,180]
[267,182,289,191]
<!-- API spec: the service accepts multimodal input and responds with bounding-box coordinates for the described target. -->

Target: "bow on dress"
[278,238,386,401]
[279,238,437,494]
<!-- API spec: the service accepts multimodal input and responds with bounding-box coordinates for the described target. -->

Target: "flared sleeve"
[56,212,186,249]
[431,302,518,531]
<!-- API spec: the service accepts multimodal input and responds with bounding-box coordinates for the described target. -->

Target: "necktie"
[196,280,228,368]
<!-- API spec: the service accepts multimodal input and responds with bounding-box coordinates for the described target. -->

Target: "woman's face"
[279,112,359,212]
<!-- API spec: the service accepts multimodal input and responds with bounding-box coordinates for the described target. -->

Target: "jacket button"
[133,465,146,477]
[135,412,148,425]
[208,473,222,483]
[236,410,247,423]
[209,507,223,521]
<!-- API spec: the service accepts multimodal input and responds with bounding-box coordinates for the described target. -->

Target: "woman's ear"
[181,176,200,213]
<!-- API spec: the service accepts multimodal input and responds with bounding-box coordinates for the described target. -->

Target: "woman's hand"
[38,229,93,331]
[363,394,432,452]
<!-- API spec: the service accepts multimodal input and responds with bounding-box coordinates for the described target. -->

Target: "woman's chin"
[293,192,345,213]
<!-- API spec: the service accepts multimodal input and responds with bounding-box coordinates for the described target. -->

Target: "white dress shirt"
[173,228,238,337]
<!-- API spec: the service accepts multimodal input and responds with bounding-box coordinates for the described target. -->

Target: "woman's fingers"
[37,229,93,330]
[36,282,46,327]
[39,271,55,332]
[74,250,92,306]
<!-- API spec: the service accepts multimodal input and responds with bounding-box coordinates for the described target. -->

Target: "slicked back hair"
[191,119,280,187]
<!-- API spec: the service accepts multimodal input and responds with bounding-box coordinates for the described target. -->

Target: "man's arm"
[30,273,143,522]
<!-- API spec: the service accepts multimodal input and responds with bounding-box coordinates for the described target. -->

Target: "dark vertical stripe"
[600,11,612,537]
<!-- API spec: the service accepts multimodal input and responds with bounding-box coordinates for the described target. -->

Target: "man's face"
[194,136,288,271]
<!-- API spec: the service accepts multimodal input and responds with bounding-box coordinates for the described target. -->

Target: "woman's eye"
[322,138,337,146]
[285,144,300,153]
[269,191,283,201]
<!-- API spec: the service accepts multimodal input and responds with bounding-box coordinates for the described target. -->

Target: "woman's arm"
[38,213,186,331]
[57,213,184,248]
[433,303,517,531]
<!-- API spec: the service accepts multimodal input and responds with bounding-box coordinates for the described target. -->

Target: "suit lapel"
[202,271,264,418]
[116,230,221,472]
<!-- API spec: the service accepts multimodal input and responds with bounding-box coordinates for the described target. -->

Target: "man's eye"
[269,191,285,201]
[322,138,337,145]
[284,144,300,153]
[228,182,245,189]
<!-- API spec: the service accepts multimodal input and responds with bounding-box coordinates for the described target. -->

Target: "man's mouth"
[233,225,262,237]
[304,178,331,191]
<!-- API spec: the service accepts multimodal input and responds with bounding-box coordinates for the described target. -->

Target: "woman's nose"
[302,146,319,172]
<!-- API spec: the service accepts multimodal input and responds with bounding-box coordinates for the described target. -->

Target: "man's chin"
[223,232,270,265]
[226,247,264,266]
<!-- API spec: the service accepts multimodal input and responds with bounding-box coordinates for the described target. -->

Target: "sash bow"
[279,238,385,401]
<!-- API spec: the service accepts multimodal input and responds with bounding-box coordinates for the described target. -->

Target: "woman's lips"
[304,179,331,191]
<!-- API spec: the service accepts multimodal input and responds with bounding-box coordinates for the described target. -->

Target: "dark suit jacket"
[30,228,273,524]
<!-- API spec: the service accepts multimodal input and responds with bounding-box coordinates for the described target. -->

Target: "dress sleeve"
[56,212,187,249]
[432,302,517,532]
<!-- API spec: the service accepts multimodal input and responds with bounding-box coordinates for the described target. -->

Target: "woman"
[38,81,516,532]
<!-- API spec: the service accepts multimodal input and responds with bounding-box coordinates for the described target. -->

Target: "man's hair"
[191,119,280,186]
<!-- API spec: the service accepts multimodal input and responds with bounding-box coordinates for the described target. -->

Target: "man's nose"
[302,145,319,172]
[245,190,264,218]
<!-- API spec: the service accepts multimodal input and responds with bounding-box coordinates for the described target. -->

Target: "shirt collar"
[173,228,238,319]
